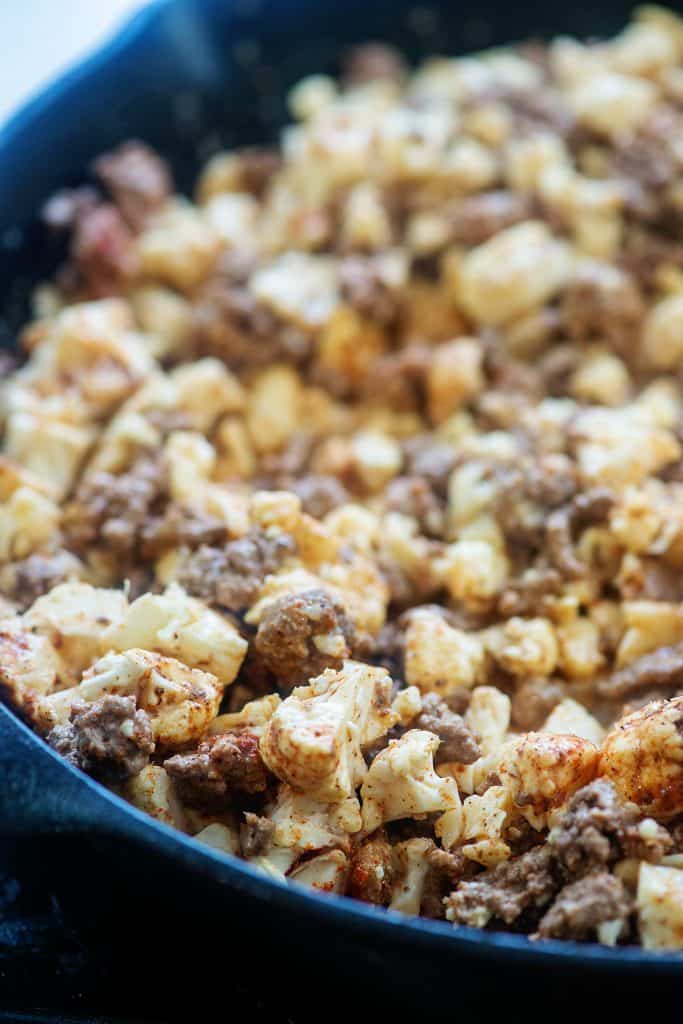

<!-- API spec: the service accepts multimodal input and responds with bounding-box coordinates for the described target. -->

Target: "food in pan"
[4,5,683,950]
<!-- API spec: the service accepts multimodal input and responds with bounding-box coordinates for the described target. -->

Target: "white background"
[0,1,148,126]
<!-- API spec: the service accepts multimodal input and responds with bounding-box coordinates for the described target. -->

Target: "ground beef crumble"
[164,731,269,809]
[415,693,480,765]
[177,530,296,611]
[346,831,394,905]
[47,695,154,782]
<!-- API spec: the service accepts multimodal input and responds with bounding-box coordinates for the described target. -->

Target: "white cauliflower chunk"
[25,582,129,673]
[498,731,599,829]
[260,661,396,802]
[101,583,247,684]
[40,648,223,749]
[404,609,485,695]
[638,863,683,950]
[361,730,461,833]
[125,765,187,830]
[389,838,433,915]
[600,697,683,819]
[289,849,349,893]
[209,693,281,738]
[268,784,357,858]
[0,619,72,711]
[194,822,240,857]
[0,486,61,562]
[541,697,604,745]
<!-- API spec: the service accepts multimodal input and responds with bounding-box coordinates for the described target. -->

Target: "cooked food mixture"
[5,5,683,950]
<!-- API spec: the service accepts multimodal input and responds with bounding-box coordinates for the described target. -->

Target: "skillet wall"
[0,0,678,348]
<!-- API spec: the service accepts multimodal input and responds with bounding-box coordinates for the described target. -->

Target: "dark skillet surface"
[1,0,683,1011]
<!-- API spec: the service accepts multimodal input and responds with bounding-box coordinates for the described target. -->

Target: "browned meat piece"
[193,276,311,371]
[240,811,275,858]
[511,678,566,731]
[537,871,632,941]
[497,569,563,618]
[549,779,672,873]
[92,141,172,230]
[0,551,83,610]
[47,695,154,782]
[71,203,139,297]
[421,848,473,919]
[402,436,457,498]
[384,475,444,536]
[290,474,349,519]
[447,191,531,246]
[254,588,355,689]
[561,264,644,358]
[495,458,578,553]
[445,845,559,927]
[164,731,269,808]
[347,831,394,905]
[366,344,430,411]
[177,530,296,611]
[538,344,581,396]
[63,457,166,556]
[597,642,683,701]
[621,228,683,290]
[415,693,480,765]
[259,434,313,483]
[140,505,229,558]
[339,255,401,323]
[546,487,614,579]
[342,43,406,86]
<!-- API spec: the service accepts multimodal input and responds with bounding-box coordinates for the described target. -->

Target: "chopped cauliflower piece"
[638,863,683,950]
[25,582,128,673]
[361,730,461,833]
[260,661,396,801]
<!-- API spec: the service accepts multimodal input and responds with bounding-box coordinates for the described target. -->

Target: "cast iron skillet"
[1,0,682,1009]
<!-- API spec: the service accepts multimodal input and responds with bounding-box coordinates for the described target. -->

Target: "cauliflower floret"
[194,822,240,857]
[3,410,95,500]
[125,765,187,830]
[101,583,247,685]
[541,697,605,745]
[289,849,349,893]
[208,694,282,738]
[459,785,514,866]
[267,784,358,867]
[260,661,396,801]
[600,697,683,819]
[24,582,129,673]
[40,648,223,749]
[389,838,434,915]
[404,609,485,696]
[498,731,599,829]
[0,618,73,712]
[361,730,461,833]
[496,617,558,678]
[0,486,61,562]
[637,863,683,950]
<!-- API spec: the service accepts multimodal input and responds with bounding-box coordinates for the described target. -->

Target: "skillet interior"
[1,0,683,1008]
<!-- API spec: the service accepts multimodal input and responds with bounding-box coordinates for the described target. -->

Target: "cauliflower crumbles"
[6,8,683,950]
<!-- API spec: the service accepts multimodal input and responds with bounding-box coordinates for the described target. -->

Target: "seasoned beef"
[339,254,401,323]
[140,505,230,558]
[240,811,276,858]
[415,693,480,765]
[546,487,615,579]
[497,569,563,618]
[537,871,632,941]
[446,845,559,927]
[255,588,355,689]
[164,731,269,808]
[0,551,82,610]
[384,475,444,536]
[597,642,683,701]
[511,678,566,731]
[47,695,154,782]
[177,529,295,611]
[549,779,672,873]
[560,263,644,358]
[347,831,394,905]
[63,457,166,556]
[71,203,139,297]
[402,436,457,498]
[290,474,350,519]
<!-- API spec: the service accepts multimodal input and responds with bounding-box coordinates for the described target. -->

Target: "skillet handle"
[0,703,131,837]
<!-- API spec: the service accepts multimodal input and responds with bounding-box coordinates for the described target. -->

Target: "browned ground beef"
[537,871,632,940]
[164,731,269,808]
[93,140,172,230]
[240,811,276,858]
[255,588,355,689]
[47,695,154,782]
[445,845,559,927]
[346,831,394,905]
[415,693,480,765]
[597,642,683,701]
[177,530,295,611]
